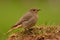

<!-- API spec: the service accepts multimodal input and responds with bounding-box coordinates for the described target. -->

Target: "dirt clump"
[7,25,60,40]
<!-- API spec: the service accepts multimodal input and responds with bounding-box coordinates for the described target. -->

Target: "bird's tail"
[5,24,22,34]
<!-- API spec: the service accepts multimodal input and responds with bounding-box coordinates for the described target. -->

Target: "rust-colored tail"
[5,25,22,34]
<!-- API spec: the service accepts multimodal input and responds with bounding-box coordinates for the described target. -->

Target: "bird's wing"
[6,13,32,34]
[23,16,37,27]
[12,13,32,28]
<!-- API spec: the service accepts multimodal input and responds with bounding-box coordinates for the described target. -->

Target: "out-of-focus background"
[0,0,60,40]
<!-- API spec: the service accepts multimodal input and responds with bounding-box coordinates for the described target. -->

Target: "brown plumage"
[6,8,40,33]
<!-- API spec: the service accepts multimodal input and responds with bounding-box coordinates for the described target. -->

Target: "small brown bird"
[6,8,40,33]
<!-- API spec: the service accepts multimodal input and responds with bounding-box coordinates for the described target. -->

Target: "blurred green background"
[0,0,60,40]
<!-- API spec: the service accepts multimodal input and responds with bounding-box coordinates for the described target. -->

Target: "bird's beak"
[37,9,40,11]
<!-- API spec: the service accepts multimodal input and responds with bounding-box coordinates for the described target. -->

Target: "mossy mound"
[7,25,60,40]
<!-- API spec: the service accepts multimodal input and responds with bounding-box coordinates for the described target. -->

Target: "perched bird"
[6,8,40,33]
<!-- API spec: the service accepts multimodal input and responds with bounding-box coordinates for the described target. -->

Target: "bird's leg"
[24,28,33,35]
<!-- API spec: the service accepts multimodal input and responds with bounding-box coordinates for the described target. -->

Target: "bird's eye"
[33,9,35,11]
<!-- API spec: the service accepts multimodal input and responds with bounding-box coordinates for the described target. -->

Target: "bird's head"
[29,8,40,13]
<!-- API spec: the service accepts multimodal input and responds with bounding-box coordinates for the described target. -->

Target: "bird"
[6,8,40,34]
